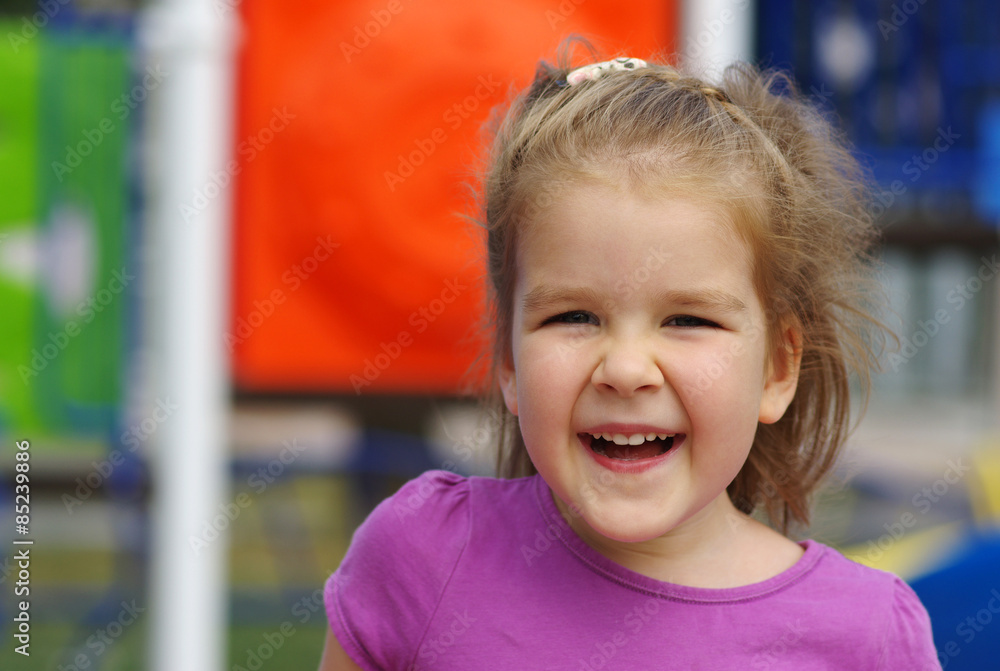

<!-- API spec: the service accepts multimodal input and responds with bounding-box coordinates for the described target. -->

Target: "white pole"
[681,0,756,80]
[140,2,236,670]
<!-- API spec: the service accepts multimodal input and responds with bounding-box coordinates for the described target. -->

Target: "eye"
[544,310,599,326]
[665,315,720,328]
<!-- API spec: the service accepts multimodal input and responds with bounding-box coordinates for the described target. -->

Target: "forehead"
[517,177,756,285]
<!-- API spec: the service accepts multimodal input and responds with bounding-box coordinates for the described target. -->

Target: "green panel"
[0,23,132,449]
[32,27,131,433]
[0,19,41,434]
[0,20,39,222]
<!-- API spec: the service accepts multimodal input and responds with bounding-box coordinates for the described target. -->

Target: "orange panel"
[231,0,678,394]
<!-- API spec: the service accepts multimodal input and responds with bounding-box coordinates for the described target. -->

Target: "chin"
[578,504,676,544]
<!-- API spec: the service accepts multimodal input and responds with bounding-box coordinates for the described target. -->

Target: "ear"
[499,357,519,416]
[758,322,802,424]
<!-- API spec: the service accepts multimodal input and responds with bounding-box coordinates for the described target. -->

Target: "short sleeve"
[875,578,941,671]
[324,470,471,671]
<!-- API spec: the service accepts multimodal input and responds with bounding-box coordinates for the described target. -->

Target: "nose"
[591,336,664,397]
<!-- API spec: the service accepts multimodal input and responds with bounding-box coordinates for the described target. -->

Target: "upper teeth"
[591,432,674,445]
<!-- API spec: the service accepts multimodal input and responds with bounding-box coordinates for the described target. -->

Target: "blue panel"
[910,532,1000,671]
[755,0,996,224]
[974,102,1000,224]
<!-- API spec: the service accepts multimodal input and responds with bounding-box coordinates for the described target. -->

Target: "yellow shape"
[838,521,966,580]
[970,439,1000,525]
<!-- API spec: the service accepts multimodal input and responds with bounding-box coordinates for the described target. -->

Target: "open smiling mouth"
[580,433,682,461]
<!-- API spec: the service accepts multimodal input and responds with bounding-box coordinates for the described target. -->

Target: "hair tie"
[566,57,647,86]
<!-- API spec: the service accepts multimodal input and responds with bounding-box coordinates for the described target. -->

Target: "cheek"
[676,341,766,423]
[519,333,590,385]
[515,338,590,435]
[677,349,761,480]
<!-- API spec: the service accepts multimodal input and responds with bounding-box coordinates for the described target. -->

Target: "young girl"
[319,52,941,670]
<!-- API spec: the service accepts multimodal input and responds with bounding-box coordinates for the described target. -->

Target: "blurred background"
[0,0,998,668]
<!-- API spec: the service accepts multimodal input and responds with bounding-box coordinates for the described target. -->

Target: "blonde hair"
[480,46,888,532]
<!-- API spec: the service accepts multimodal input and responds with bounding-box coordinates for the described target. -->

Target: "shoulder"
[803,540,917,600]
[874,573,939,670]
[324,470,474,670]
[801,542,939,669]
[332,468,476,586]
[385,468,473,528]
[339,469,475,579]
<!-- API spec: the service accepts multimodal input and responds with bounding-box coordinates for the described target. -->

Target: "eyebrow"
[520,285,748,314]
[520,286,605,314]
[654,288,748,313]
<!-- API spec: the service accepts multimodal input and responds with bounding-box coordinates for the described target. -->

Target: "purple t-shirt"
[325,470,940,670]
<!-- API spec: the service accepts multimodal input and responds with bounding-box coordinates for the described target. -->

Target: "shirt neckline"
[531,473,826,603]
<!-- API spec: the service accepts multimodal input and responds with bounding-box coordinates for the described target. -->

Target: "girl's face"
[500,179,799,548]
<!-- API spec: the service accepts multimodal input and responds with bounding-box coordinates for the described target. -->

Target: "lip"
[577,431,685,475]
